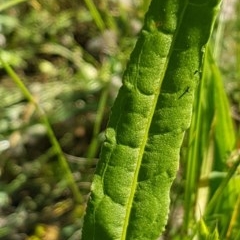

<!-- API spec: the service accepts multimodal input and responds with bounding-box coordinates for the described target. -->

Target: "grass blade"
[183,46,236,237]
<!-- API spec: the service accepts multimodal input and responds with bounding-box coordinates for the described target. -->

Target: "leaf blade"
[82,0,222,239]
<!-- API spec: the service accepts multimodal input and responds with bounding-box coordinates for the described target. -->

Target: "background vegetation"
[0,0,239,239]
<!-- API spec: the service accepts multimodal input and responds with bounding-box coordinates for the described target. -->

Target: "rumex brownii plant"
[82,0,223,239]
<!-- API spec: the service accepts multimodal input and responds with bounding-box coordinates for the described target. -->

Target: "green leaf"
[82,0,222,239]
